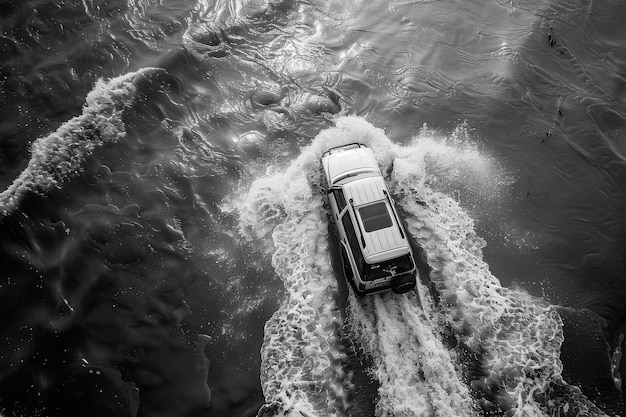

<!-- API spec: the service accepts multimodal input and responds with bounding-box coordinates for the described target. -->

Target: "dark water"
[1,0,626,416]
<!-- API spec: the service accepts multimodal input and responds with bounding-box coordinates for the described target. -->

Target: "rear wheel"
[391,274,416,294]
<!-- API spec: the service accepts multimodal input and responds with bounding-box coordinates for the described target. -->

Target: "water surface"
[1,0,626,416]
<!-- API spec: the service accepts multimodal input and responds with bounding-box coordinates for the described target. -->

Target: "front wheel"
[390,274,416,294]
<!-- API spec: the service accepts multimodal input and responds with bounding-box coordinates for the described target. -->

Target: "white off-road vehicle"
[321,143,417,295]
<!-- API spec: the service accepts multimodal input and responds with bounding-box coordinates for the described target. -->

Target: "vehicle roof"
[343,175,387,207]
[322,143,411,263]
[343,176,410,262]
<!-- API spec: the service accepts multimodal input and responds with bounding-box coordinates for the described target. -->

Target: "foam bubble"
[0,68,162,215]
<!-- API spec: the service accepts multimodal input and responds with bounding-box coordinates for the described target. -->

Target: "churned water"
[1,0,626,416]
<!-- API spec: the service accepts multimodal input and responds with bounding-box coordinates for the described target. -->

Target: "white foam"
[231,116,486,416]
[330,118,478,416]
[234,115,603,416]
[230,125,358,416]
[388,133,606,416]
[409,122,510,203]
[612,334,623,390]
[319,117,602,416]
[347,288,476,417]
[0,68,160,215]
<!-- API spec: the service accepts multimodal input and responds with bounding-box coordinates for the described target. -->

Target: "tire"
[391,274,416,294]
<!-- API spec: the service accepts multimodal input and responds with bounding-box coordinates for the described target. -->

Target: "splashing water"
[325,117,477,417]
[229,126,356,416]
[347,289,477,417]
[230,115,604,416]
[388,126,606,416]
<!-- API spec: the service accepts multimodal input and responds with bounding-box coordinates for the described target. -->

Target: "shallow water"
[1,0,626,416]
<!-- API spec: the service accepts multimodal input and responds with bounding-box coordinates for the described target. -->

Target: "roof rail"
[321,142,365,159]
[349,198,367,248]
[383,190,405,239]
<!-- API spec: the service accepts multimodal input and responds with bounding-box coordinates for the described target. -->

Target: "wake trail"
[390,134,607,416]
[231,141,353,417]
[348,288,476,417]
[233,115,604,416]
[232,116,478,416]
[327,118,476,417]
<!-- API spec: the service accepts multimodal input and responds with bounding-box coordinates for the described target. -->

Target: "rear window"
[359,202,392,232]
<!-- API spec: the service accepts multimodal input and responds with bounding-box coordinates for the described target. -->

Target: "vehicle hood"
[322,146,380,186]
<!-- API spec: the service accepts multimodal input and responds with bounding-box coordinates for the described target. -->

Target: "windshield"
[363,253,414,281]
